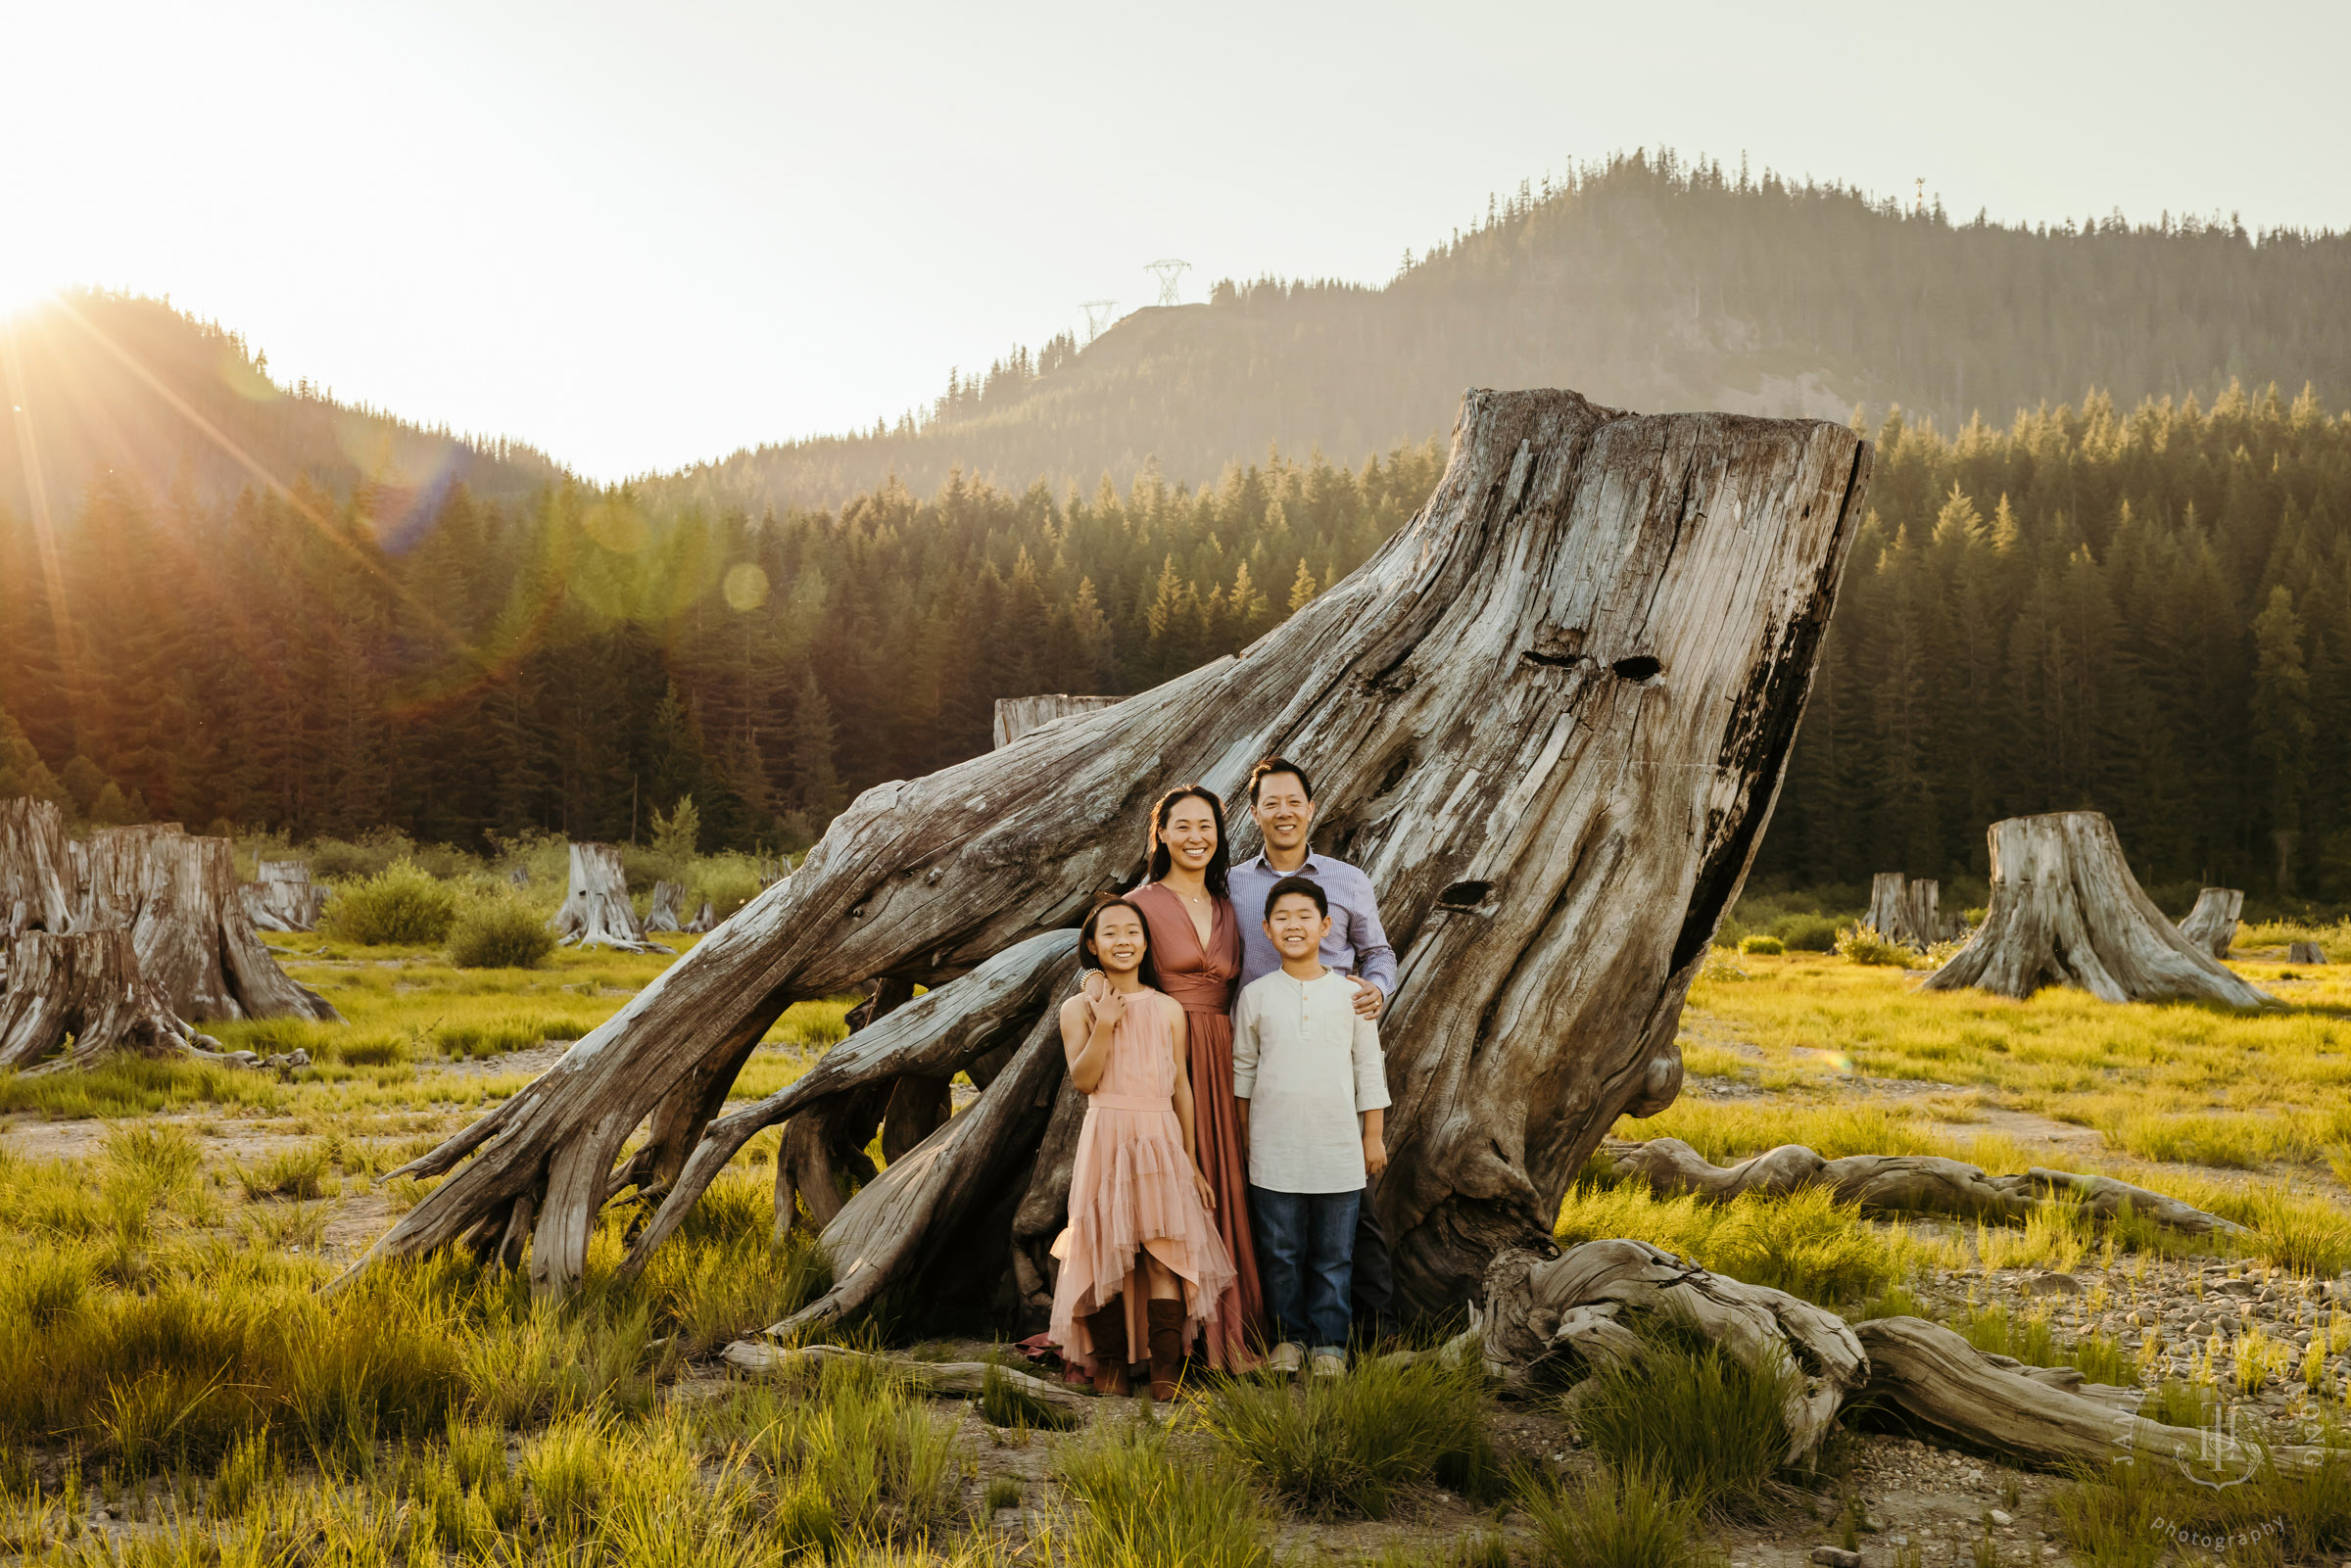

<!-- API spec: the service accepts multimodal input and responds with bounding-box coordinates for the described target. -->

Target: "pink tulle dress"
[1048,981,1238,1378]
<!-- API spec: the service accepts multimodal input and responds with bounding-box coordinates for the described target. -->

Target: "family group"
[1045,756,1395,1400]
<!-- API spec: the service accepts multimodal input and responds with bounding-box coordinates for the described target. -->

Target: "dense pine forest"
[654,151,2351,513]
[5,375,2351,904]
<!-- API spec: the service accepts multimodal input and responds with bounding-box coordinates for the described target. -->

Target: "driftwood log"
[0,929,250,1072]
[645,879,686,933]
[2176,887,2242,960]
[1471,1240,2329,1477]
[241,859,326,932]
[550,842,665,953]
[1597,1136,2247,1238]
[991,695,1124,750]
[718,1341,1092,1420]
[341,388,1872,1315]
[1921,814,2271,1007]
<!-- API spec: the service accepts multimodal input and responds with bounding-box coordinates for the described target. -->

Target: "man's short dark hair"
[1248,756,1315,804]
[1264,875,1327,922]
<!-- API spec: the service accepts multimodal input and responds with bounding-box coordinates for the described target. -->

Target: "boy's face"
[1265,893,1330,960]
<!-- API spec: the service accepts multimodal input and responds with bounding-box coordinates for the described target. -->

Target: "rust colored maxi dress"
[1127,881,1264,1369]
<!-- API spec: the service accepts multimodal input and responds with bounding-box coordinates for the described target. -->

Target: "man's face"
[1252,772,1315,853]
[1265,894,1329,960]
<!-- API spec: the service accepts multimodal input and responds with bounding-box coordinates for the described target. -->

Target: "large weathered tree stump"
[241,859,326,932]
[340,388,1873,1313]
[2176,887,2242,959]
[66,824,339,1022]
[550,842,665,953]
[1921,814,2270,1007]
[0,929,243,1072]
[991,695,1123,750]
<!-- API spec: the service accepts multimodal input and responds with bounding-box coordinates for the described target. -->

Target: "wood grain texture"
[2176,887,2243,959]
[242,859,325,933]
[341,388,1871,1312]
[1922,814,2270,1007]
[991,694,1123,749]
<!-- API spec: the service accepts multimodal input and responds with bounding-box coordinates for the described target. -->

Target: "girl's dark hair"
[1079,895,1162,990]
[1146,784,1232,899]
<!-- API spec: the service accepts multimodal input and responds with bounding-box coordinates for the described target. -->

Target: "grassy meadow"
[11,861,2351,1566]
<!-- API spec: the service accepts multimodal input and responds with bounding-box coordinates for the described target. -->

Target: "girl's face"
[1162,796,1220,874]
[1088,906,1149,975]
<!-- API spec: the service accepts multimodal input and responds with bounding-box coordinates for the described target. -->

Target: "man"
[1226,755,1399,1340]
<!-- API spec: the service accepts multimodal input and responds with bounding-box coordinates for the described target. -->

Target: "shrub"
[446,895,556,970]
[1738,934,1784,956]
[322,858,459,946]
[1834,923,1915,967]
[1570,1321,1799,1517]
[1772,913,1843,952]
[1196,1354,1499,1519]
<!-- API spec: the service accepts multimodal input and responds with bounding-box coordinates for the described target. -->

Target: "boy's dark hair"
[1263,875,1328,922]
[1247,756,1315,804]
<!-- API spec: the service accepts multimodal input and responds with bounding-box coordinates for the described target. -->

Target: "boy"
[1231,874,1391,1378]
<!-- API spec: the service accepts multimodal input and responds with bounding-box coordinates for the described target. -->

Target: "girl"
[1125,785,1264,1370]
[1047,896,1236,1399]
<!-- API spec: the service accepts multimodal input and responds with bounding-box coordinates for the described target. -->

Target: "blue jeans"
[1249,1185,1360,1354]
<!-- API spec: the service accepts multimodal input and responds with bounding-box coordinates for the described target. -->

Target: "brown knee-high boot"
[1147,1300,1185,1401]
[1085,1303,1130,1396]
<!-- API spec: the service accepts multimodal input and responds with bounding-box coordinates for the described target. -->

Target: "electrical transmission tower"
[1080,300,1120,342]
[1144,259,1189,308]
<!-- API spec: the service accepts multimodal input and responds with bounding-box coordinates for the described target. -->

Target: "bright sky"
[4,0,2344,482]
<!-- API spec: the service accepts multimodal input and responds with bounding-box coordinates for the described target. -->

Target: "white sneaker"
[1310,1350,1346,1380]
[1266,1342,1305,1375]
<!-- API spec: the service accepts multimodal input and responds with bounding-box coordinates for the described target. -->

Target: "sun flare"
[0,265,59,321]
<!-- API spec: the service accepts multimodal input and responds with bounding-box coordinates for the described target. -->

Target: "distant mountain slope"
[649,152,2351,513]
[0,290,565,528]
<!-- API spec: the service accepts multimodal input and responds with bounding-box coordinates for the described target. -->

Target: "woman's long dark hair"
[1079,895,1162,990]
[1145,784,1232,899]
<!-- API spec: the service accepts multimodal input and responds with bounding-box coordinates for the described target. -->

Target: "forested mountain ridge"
[648,151,2351,513]
[0,290,566,524]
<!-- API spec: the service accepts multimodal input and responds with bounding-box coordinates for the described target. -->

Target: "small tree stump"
[550,843,665,953]
[2289,941,2327,966]
[990,695,1123,749]
[2176,887,2242,959]
[241,859,326,932]
[1920,813,2270,1007]
[0,929,238,1072]
[686,901,715,934]
[1866,873,1945,948]
[1904,879,1944,944]
[645,879,686,933]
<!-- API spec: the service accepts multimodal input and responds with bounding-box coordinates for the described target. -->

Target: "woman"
[1047,896,1234,1401]
[1125,784,1264,1370]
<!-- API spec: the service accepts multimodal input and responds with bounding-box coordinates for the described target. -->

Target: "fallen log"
[242,859,326,932]
[2176,887,2242,960]
[550,842,665,953]
[337,388,1873,1317]
[1921,814,2271,1007]
[1596,1137,2248,1238]
[718,1340,1092,1420]
[991,695,1123,750]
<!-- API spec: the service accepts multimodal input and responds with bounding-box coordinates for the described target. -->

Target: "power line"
[1144,260,1189,308]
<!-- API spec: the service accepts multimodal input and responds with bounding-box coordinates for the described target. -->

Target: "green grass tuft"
[447,895,557,970]
[1521,1458,1716,1568]
[1195,1354,1499,1520]
[1569,1321,1798,1518]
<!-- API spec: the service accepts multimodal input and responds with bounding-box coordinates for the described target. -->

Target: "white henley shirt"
[1231,968,1391,1194]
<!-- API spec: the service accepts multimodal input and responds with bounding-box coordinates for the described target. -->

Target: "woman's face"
[1162,796,1221,875]
[1089,906,1149,975]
